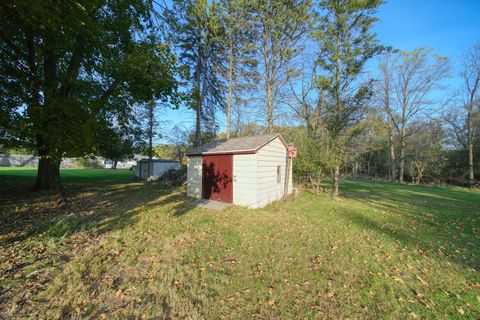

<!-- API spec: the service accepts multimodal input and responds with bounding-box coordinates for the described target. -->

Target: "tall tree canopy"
[314,0,385,195]
[252,0,312,133]
[169,0,225,146]
[0,0,179,189]
[218,0,258,138]
[388,48,449,183]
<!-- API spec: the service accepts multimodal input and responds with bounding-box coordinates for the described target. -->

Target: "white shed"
[135,159,181,180]
[186,133,293,208]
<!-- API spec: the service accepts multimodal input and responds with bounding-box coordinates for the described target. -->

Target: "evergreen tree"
[218,0,258,138]
[314,0,385,195]
[169,0,226,146]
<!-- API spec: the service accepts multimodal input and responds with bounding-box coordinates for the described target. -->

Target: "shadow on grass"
[0,177,197,318]
[339,180,480,270]
[0,178,195,246]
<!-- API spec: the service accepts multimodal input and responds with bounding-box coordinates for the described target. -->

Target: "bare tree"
[445,45,480,187]
[286,58,324,139]
[389,48,450,183]
[168,125,190,164]
[376,53,398,181]
[461,44,480,188]
[253,0,312,133]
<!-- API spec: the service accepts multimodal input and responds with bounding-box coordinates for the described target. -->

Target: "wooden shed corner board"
[202,155,233,203]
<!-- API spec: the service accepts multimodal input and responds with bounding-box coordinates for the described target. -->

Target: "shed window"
[277,166,281,183]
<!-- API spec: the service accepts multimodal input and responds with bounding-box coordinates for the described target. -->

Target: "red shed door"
[202,155,233,203]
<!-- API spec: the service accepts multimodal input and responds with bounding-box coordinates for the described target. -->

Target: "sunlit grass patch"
[1,178,479,319]
[0,167,135,181]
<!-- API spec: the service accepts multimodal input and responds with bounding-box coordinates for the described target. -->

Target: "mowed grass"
[1,170,479,319]
[0,167,135,181]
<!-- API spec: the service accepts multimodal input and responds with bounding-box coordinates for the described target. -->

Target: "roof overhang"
[137,159,179,163]
[188,150,256,156]
[186,134,288,156]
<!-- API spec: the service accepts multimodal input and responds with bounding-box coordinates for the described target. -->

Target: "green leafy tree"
[406,120,446,184]
[96,123,143,170]
[347,114,390,178]
[0,0,179,190]
[314,0,385,195]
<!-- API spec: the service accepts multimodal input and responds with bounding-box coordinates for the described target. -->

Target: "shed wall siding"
[233,154,258,208]
[139,162,148,179]
[187,156,202,199]
[256,137,291,208]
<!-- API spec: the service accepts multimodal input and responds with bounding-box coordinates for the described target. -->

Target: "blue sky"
[159,0,480,142]
[374,0,479,58]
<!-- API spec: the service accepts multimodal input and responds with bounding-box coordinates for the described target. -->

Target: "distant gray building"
[134,159,182,180]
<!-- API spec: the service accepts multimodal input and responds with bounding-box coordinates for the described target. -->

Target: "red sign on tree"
[288,144,297,158]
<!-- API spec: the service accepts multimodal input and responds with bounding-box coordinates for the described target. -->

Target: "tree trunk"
[468,139,474,188]
[332,165,340,196]
[147,102,154,179]
[112,160,118,170]
[467,111,474,188]
[194,101,201,146]
[147,100,155,160]
[262,26,274,134]
[226,40,234,139]
[399,152,405,183]
[194,51,202,147]
[389,130,396,182]
[34,158,61,190]
[266,81,274,133]
[399,131,405,183]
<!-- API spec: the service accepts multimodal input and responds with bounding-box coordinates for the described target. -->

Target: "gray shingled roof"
[187,133,284,155]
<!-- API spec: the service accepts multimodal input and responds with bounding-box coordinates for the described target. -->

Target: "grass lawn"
[0,167,135,181]
[0,170,479,319]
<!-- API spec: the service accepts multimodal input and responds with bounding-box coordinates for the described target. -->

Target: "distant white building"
[103,154,149,169]
[186,133,293,208]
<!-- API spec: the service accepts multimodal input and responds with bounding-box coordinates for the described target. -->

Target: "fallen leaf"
[416,275,428,286]
[457,308,464,315]
[393,276,405,284]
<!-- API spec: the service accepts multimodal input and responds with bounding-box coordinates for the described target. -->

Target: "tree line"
[0,0,478,194]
